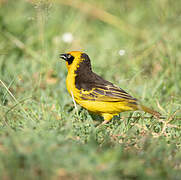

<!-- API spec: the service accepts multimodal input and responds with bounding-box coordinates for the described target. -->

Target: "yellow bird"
[60,51,161,124]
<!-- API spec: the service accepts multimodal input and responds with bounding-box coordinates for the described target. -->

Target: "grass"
[0,0,181,179]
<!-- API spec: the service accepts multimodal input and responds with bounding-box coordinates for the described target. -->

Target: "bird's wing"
[79,83,138,104]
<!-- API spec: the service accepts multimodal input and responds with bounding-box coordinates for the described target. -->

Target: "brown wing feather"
[80,84,138,104]
[74,53,138,104]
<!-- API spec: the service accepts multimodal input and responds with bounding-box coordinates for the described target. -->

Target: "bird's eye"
[67,54,74,65]
[67,54,71,59]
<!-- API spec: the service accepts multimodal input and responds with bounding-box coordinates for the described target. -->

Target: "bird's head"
[60,51,91,72]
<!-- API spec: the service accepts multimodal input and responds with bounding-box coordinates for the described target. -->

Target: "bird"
[60,51,161,125]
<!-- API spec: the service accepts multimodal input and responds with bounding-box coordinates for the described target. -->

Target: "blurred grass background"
[0,0,181,179]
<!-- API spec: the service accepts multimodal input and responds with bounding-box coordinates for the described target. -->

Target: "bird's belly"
[76,99,134,115]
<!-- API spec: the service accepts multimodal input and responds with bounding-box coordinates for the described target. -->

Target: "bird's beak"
[59,53,67,60]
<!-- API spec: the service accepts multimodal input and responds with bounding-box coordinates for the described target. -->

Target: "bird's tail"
[138,104,161,119]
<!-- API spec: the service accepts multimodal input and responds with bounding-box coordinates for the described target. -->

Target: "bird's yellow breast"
[65,53,83,97]
[66,67,81,100]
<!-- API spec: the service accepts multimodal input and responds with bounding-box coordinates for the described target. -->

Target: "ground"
[0,0,181,179]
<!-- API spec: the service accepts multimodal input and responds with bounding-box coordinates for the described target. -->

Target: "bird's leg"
[71,91,78,116]
[96,120,110,128]
[101,113,114,125]
[96,114,113,128]
[101,120,110,125]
